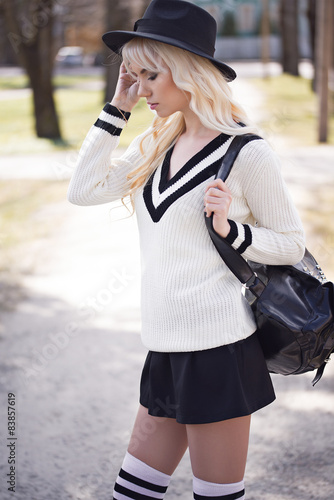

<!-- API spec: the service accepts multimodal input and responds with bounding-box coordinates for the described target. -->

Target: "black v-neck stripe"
[143,133,232,223]
[159,146,174,194]
[159,132,230,193]
[144,158,223,223]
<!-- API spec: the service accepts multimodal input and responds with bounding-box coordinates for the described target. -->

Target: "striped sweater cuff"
[225,220,252,255]
[94,103,131,136]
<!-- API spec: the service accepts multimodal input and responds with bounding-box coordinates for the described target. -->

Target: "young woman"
[68,1,305,498]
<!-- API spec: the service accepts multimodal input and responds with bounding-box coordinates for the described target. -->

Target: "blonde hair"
[121,38,256,202]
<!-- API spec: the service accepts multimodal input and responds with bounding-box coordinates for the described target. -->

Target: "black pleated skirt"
[140,332,275,424]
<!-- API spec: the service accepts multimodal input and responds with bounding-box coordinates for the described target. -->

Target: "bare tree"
[279,0,299,76]
[2,0,61,139]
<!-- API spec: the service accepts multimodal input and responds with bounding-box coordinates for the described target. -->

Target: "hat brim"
[102,31,236,82]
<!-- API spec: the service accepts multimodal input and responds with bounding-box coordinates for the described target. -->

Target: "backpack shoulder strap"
[216,133,262,181]
[205,133,264,290]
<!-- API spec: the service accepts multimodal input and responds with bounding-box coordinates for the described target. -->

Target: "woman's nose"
[137,81,151,98]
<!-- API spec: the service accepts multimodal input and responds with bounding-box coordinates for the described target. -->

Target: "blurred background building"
[197,0,311,60]
[0,0,312,66]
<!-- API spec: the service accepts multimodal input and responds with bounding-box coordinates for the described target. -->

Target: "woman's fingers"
[204,180,232,217]
[204,179,232,236]
[205,179,231,195]
[111,63,140,111]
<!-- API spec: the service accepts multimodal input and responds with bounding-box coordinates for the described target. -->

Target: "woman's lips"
[148,103,158,110]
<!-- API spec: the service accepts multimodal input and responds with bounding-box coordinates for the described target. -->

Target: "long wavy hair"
[121,38,256,202]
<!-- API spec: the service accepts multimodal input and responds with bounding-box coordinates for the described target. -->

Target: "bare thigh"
[187,415,251,484]
[127,404,188,475]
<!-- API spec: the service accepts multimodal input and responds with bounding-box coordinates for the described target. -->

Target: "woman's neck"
[181,107,216,139]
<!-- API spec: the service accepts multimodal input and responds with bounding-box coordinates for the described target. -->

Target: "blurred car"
[55,47,84,66]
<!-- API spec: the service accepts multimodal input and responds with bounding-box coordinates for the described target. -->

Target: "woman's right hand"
[111,62,140,113]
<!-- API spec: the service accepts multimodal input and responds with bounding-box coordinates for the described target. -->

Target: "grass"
[0,74,29,89]
[252,74,334,146]
[0,75,154,154]
[1,72,333,154]
[0,73,101,90]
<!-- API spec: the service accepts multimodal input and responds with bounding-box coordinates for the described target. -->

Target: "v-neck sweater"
[68,104,305,352]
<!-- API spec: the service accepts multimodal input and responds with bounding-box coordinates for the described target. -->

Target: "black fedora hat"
[102,0,236,82]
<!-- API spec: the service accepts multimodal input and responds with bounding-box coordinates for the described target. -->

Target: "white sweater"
[68,104,305,352]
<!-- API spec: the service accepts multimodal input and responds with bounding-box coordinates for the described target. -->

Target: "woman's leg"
[128,404,188,475]
[113,405,188,499]
[187,415,251,499]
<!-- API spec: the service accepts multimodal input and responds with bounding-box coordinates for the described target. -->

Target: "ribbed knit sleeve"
[224,139,305,265]
[67,104,142,206]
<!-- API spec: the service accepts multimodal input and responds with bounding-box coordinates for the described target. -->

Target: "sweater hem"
[140,328,257,353]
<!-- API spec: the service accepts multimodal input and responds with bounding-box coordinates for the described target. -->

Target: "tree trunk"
[307,0,317,91]
[261,0,271,78]
[3,0,61,139]
[279,0,299,76]
[104,0,133,103]
[316,0,332,142]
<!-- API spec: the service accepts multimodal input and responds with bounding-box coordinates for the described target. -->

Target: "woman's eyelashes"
[148,73,158,81]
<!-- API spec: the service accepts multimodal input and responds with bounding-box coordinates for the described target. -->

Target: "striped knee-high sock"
[193,476,245,500]
[113,452,171,499]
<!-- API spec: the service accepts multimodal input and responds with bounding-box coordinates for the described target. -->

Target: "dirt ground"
[0,75,334,500]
